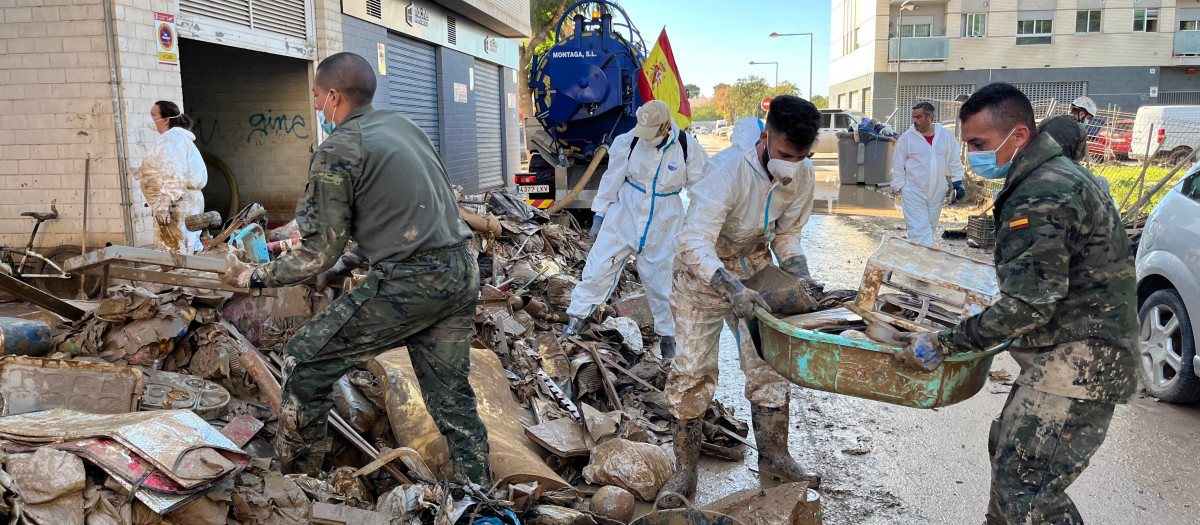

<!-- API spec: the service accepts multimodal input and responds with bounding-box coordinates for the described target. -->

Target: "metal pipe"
[102,0,134,246]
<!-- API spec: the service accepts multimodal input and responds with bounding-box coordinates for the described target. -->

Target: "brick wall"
[313,0,344,59]
[179,39,315,223]
[437,47,480,191]
[0,0,128,249]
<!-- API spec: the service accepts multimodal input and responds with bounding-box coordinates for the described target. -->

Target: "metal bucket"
[755,308,1006,408]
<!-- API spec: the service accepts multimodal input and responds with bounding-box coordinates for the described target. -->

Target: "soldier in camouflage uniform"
[221,53,489,483]
[895,83,1137,524]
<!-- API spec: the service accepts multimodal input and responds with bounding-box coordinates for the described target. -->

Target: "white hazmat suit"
[566,124,707,336]
[666,117,816,420]
[890,123,963,246]
[140,127,208,254]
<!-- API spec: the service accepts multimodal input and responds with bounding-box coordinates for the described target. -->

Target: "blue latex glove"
[589,215,604,242]
[951,180,966,203]
[894,332,945,372]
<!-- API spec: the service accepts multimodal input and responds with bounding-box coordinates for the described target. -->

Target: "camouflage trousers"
[985,385,1116,524]
[276,243,490,483]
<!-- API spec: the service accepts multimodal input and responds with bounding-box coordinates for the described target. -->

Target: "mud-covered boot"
[659,336,676,359]
[655,417,703,508]
[559,315,585,341]
[751,403,821,488]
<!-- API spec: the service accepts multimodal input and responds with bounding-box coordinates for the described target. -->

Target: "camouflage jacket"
[257,105,470,287]
[940,130,1138,403]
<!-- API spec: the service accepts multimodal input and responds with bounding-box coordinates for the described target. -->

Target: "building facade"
[0,0,527,250]
[830,0,1200,128]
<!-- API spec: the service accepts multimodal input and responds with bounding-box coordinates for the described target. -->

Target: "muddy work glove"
[779,255,812,280]
[950,180,966,204]
[589,215,605,242]
[894,332,945,372]
[221,251,260,290]
[711,268,769,320]
[315,252,365,291]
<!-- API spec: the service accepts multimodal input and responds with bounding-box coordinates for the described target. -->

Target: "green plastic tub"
[754,308,1007,409]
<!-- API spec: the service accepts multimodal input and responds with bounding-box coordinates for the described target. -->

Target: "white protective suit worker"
[656,97,823,508]
[563,100,707,357]
[139,100,208,254]
[890,102,964,246]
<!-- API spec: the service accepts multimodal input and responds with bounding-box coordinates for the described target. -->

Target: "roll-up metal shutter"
[180,0,307,39]
[474,61,503,191]
[385,33,440,152]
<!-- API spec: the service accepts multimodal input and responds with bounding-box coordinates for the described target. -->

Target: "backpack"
[628,131,690,161]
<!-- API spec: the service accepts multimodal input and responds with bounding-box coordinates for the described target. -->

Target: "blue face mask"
[966,128,1018,180]
[317,93,336,135]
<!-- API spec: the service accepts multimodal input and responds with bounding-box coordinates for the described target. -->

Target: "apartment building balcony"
[887,36,949,72]
[1173,31,1200,66]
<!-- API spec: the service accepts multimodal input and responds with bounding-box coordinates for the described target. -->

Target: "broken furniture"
[61,245,276,297]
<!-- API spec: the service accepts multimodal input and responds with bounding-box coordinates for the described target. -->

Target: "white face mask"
[145,115,162,132]
[767,158,803,186]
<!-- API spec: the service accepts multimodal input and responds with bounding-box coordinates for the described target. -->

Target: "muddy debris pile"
[0,190,756,525]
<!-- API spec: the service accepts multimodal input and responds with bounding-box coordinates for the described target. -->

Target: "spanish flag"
[637,28,691,129]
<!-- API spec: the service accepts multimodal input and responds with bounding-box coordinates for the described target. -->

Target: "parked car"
[1135,162,1200,403]
[1130,105,1200,165]
[1088,119,1134,161]
[714,126,733,137]
[816,109,867,154]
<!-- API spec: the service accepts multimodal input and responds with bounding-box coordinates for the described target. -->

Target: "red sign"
[761,97,772,111]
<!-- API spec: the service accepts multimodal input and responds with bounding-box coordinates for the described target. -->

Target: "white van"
[1130,105,1200,164]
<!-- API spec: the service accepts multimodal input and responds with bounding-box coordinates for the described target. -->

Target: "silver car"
[1135,163,1200,403]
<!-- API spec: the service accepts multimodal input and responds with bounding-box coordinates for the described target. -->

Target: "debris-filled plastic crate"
[967,214,996,249]
[757,237,1004,408]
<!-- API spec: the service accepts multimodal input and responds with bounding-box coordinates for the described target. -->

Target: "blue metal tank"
[529,1,646,159]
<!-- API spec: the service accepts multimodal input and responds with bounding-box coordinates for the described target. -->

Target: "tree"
[684,83,701,98]
[772,80,801,98]
[730,75,770,120]
[712,85,734,122]
[691,104,722,122]
[811,95,829,109]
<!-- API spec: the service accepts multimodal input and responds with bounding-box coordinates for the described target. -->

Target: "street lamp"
[748,61,779,90]
[891,0,916,124]
[768,32,813,102]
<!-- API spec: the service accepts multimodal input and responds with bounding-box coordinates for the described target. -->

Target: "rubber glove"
[221,251,259,289]
[711,267,769,319]
[589,215,604,242]
[315,252,364,291]
[951,180,966,203]
[894,332,945,372]
[154,208,172,225]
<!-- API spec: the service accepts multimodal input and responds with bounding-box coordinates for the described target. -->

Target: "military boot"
[274,433,331,476]
[751,403,821,488]
[659,335,677,359]
[655,417,703,508]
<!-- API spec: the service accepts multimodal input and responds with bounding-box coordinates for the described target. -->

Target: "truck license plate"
[518,185,549,194]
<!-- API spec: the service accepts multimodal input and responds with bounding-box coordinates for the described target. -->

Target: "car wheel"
[1138,288,1200,403]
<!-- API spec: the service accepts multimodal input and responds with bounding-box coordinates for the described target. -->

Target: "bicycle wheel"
[28,245,102,299]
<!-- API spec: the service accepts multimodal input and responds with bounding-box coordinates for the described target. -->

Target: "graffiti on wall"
[247,110,309,142]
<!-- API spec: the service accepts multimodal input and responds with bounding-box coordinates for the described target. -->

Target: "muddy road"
[689,136,1200,524]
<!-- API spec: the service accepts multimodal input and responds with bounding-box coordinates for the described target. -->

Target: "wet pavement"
[690,135,1199,524]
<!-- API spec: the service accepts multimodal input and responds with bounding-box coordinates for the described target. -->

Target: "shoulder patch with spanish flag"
[1009,216,1030,230]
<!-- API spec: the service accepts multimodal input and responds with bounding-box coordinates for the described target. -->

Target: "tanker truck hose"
[546,145,609,214]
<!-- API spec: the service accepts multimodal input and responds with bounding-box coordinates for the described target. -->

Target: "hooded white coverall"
[140,127,208,254]
[566,124,708,337]
[890,123,964,246]
[665,118,816,420]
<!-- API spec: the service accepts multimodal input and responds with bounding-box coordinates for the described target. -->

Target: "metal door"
[385,33,440,151]
[474,60,504,191]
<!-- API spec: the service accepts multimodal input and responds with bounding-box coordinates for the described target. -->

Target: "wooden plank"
[0,273,87,320]
[63,246,225,273]
[107,266,276,296]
